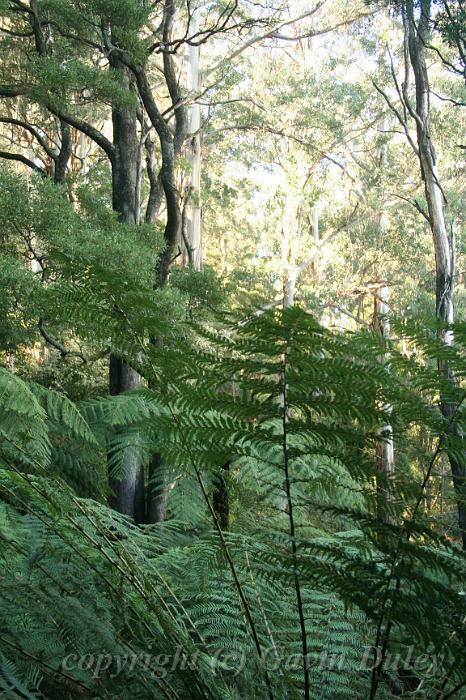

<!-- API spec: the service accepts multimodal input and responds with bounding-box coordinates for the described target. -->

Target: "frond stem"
[281,337,310,699]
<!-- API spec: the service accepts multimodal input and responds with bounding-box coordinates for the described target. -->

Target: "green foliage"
[31,59,139,111]
[0,308,465,699]
[0,2,464,698]
[169,265,227,317]
[0,168,167,360]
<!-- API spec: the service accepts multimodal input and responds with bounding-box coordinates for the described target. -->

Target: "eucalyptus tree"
[404,0,465,548]
[0,0,342,520]
[198,3,465,540]
[0,0,195,519]
[0,0,162,520]
[200,7,387,312]
[368,0,466,547]
[0,0,463,534]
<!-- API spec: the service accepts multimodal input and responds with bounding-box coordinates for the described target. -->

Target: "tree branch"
[372,80,420,156]
[0,117,56,159]
[162,0,187,155]
[0,84,28,97]
[46,104,115,162]
[0,149,44,173]
[38,318,87,362]
[37,319,109,363]
[270,10,378,41]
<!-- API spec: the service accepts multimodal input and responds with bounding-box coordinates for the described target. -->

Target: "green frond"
[1,308,465,699]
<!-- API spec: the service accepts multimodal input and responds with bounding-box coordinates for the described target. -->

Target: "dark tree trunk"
[26,4,72,186]
[107,57,145,522]
[124,1,187,521]
[54,121,71,184]
[111,64,138,224]
[10,2,144,521]
[108,356,145,523]
[145,133,164,223]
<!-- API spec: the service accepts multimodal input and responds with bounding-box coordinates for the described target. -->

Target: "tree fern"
[0,308,465,698]
[0,652,41,700]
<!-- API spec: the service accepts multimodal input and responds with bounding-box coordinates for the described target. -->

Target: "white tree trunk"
[365,112,395,523]
[184,4,202,271]
[281,190,301,309]
[405,0,465,548]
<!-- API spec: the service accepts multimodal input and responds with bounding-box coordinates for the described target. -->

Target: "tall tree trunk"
[12,2,144,521]
[108,356,145,523]
[144,133,164,223]
[183,2,202,270]
[132,1,187,522]
[132,1,185,289]
[108,56,145,523]
[373,282,395,522]
[372,117,395,524]
[281,185,303,309]
[405,0,465,548]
